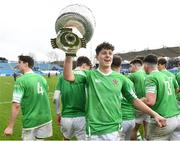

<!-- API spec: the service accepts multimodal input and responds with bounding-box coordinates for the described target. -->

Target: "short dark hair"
[158,57,167,65]
[76,56,92,67]
[111,55,122,67]
[135,56,144,61]
[18,55,34,68]
[95,42,114,55]
[143,54,157,64]
[130,59,143,66]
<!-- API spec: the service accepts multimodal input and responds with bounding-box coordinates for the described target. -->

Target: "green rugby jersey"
[176,72,180,86]
[176,72,180,101]
[55,72,86,117]
[128,69,146,98]
[145,70,180,118]
[160,69,179,90]
[12,72,52,129]
[122,78,135,120]
[75,69,137,135]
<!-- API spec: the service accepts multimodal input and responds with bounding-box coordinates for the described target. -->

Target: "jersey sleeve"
[122,77,137,103]
[176,72,180,86]
[176,73,180,87]
[173,77,179,90]
[145,76,157,95]
[128,73,134,83]
[12,81,24,103]
[74,70,87,83]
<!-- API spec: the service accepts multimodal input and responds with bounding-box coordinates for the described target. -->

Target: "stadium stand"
[117,46,180,61]
[0,62,63,76]
[0,63,15,76]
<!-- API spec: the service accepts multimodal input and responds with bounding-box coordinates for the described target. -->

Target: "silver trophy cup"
[51,4,95,56]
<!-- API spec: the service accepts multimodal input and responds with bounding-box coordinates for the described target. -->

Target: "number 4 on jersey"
[37,82,44,95]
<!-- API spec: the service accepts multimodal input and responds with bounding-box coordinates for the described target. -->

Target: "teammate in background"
[111,55,135,140]
[129,59,149,140]
[135,56,144,62]
[48,72,51,78]
[142,54,180,140]
[158,57,179,93]
[13,72,17,81]
[4,55,52,140]
[63,42,166,140]
[53,56,92,140]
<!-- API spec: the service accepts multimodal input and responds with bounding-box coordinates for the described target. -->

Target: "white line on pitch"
[0,101,11,104]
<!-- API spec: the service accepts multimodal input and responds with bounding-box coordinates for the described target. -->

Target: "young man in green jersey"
[63,42,166,140]
[111,55,135,140]
[129,59,149,140]
[53,56,92,140]
[4,55,52,140]
[158,57,179,93]
[142,54,180,140]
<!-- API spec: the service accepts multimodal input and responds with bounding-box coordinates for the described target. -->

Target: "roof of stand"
[116,46,180,61]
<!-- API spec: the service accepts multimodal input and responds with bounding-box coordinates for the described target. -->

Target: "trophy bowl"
[51,4,95,56]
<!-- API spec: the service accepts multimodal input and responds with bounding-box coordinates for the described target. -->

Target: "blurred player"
[53,56,92,140]
[63,42,166,140]
[111,55,135,140]
[158,57,179,93]
[4,55,52,140]
[129,59,149,140]
[142,54,180,140]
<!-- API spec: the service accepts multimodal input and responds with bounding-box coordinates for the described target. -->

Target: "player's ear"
[95,55,100,61]
[81,63,86,69]
[95,56,100,65]
[25,62,29,68]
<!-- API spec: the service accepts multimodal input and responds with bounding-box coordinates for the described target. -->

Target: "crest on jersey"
[112,79,119,86]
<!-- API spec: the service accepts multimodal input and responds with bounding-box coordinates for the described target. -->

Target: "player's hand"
[154,114,167,127]
[65,48,79,57]
[57,114,61,125]
[4,127,13,136]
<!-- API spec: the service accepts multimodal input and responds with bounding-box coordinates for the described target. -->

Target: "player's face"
[143,63,149,73]
[17,60,26,73]
[96,49,113,68]
[130,64,136,72]
[81,64,91,70]
[157,64,163,71]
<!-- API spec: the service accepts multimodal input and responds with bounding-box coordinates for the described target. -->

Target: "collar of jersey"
[74,67,80,71]
[97,68,113,76]
[24,70,34,74]
[151,69,159,73]
[160,69,167,72]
